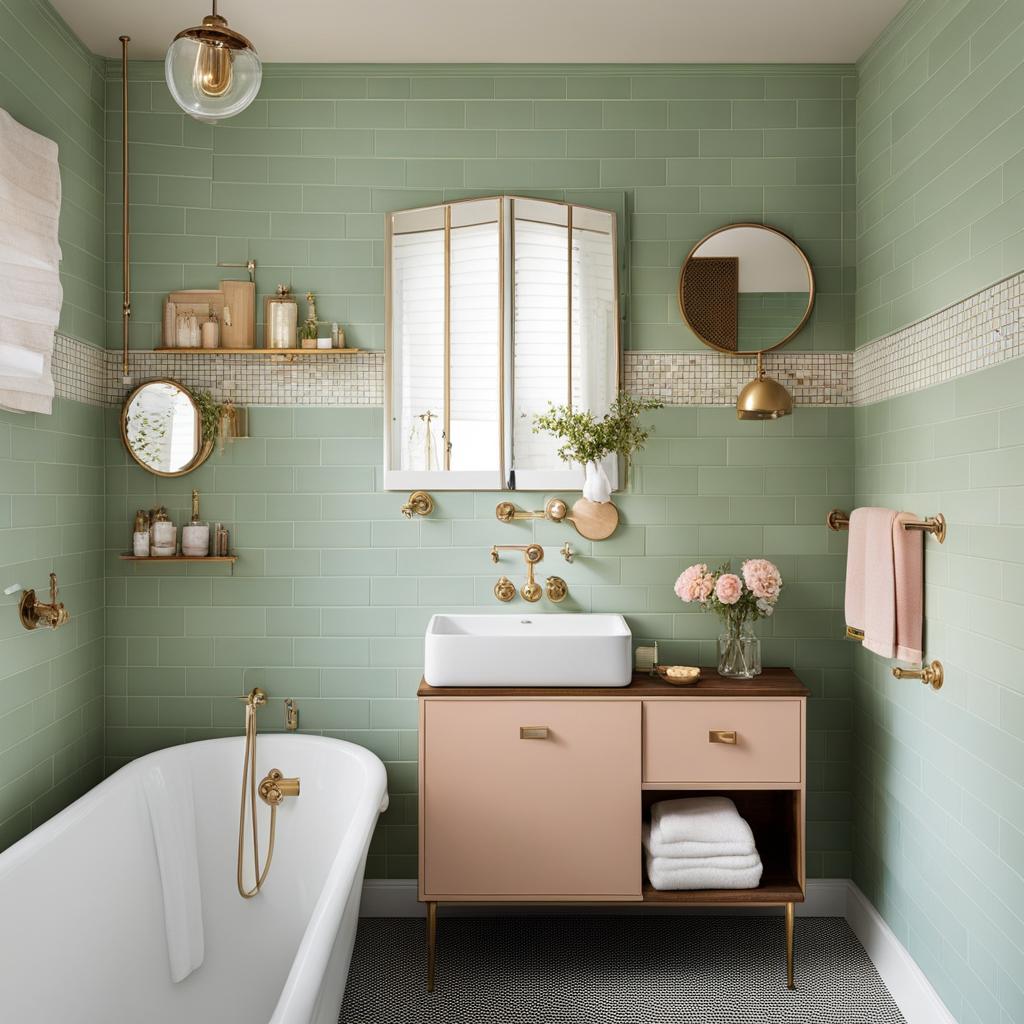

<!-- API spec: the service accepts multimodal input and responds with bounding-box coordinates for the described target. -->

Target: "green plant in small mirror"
[532,393,663,497]
[127,408,171,467]
[194,391,243,454]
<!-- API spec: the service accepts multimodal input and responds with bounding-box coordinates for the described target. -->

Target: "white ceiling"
[52,0,905,64]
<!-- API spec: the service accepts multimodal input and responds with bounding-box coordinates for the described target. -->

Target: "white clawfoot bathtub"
[0,735,388,1024]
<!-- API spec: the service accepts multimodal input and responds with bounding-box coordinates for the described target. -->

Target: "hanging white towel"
[141,764,205,984]
[0,107,62,414]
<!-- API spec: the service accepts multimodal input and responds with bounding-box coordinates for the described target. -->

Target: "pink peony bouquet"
[674,558,783,635]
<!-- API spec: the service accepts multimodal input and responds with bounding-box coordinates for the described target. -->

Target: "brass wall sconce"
[10,573,70,631]
[892,660,943,690]
[401,491,434,519]
[736,351,793,420]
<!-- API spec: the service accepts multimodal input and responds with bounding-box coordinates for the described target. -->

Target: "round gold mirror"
[678,223,814,355]
[121,378,213,477]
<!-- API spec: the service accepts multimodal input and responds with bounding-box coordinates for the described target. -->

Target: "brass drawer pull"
[709,730,737,745]
[520,726,550,740]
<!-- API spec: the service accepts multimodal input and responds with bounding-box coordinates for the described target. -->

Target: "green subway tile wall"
[105,63,856,353]
[0,402,106,849]
[853,356,1024,1024]
[0,0,105,346]
[106,406,855,880]
[855,0,1024,346]
[0,0,106,848]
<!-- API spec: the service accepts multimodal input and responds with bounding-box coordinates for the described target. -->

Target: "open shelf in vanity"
[418,668,809,991]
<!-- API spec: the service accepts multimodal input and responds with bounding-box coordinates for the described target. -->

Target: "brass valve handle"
[258,768,300,806]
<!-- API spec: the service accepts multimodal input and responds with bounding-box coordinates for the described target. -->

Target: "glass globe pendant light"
[165,1,261,123]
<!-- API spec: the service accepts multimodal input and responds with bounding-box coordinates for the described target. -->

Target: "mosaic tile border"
[53,334,108,406]
[625,351,852,406]
[854,271,1024,406]
[52,270,1024,411]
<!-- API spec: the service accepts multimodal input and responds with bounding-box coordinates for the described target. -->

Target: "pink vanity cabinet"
[418,669,809,991]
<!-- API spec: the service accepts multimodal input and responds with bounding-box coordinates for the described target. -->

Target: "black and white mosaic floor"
[339,915,905,1023]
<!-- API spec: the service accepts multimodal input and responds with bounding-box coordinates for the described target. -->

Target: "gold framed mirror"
[678,223,814,356]
[121,378,213,477]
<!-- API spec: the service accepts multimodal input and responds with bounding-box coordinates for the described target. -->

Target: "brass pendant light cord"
[236,696,278,898]
[119,36,131,378]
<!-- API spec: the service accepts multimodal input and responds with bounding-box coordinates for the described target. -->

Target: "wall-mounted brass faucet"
[401,491,434,519]
[13,573,70,631]
[491,543,546,603]
[495,498,568,523]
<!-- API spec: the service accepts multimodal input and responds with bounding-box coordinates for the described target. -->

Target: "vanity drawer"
[422,698,641,899]
[642,698,802,785]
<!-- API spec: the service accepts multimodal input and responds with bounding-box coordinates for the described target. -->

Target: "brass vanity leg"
[426,901,437,992]
[785,902,795,990]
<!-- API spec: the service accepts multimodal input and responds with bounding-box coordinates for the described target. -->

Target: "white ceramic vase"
[582,460,612,503]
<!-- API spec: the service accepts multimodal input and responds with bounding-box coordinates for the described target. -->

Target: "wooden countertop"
[418,667,809,698]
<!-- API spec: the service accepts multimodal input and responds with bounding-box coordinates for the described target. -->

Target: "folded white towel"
[651,796,755,847]
[642,823,756,862]
[646,852,763,891]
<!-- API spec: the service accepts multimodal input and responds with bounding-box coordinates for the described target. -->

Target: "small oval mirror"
[678,223,814,355]
[121,379,212,477]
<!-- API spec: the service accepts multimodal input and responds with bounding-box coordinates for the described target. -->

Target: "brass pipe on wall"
[119,35,131,379]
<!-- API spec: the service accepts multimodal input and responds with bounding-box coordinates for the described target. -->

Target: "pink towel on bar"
[844,507,923,665]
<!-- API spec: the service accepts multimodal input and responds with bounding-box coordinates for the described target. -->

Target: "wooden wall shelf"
[150,347,359,356]
[118,554,237,563]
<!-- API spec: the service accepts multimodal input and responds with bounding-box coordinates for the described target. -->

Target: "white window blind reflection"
[513,217,569,471]
[450,220,500,472]
[392,229,445,471]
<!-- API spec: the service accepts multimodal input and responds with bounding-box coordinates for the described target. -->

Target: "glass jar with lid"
[264,284,298,349]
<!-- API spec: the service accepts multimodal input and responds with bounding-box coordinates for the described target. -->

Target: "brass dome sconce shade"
[736,352,793,420]
[165,1,261,123]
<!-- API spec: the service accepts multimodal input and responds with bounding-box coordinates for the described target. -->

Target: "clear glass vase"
[718,624,761,679]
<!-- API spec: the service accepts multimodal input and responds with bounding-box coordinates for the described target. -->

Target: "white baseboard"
[359,878,954,1024]
[844,882,957,1024]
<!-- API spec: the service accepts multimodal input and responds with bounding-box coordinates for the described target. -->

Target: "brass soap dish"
[655,665,701,686]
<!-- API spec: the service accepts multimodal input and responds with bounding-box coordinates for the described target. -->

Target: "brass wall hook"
[17,573,70,631]
[401,491,434,519]
[892,660,944,690]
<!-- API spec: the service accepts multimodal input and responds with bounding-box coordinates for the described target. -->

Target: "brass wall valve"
[17,573,70,631]
[401,491,434,519]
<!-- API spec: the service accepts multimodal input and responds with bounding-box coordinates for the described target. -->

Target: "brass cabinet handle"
[520,726,550,740]
[709,730,737,745]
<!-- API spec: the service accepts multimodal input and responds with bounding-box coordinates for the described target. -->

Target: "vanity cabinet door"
[422,698,641,900]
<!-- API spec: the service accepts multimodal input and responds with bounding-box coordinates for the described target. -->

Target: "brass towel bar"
[826,508,947,544]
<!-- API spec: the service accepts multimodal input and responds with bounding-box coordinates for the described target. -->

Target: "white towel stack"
[644,796,763,891]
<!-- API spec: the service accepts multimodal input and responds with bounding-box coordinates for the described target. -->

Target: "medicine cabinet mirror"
[121,378,213,477]
[678,223,814,355]
[385,195,623,491]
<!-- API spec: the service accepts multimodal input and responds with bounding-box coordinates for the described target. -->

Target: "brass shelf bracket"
[827,508,947,544]
[892,660,944,690]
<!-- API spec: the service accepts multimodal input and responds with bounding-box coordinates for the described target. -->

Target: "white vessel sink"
[424,613,633,687]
